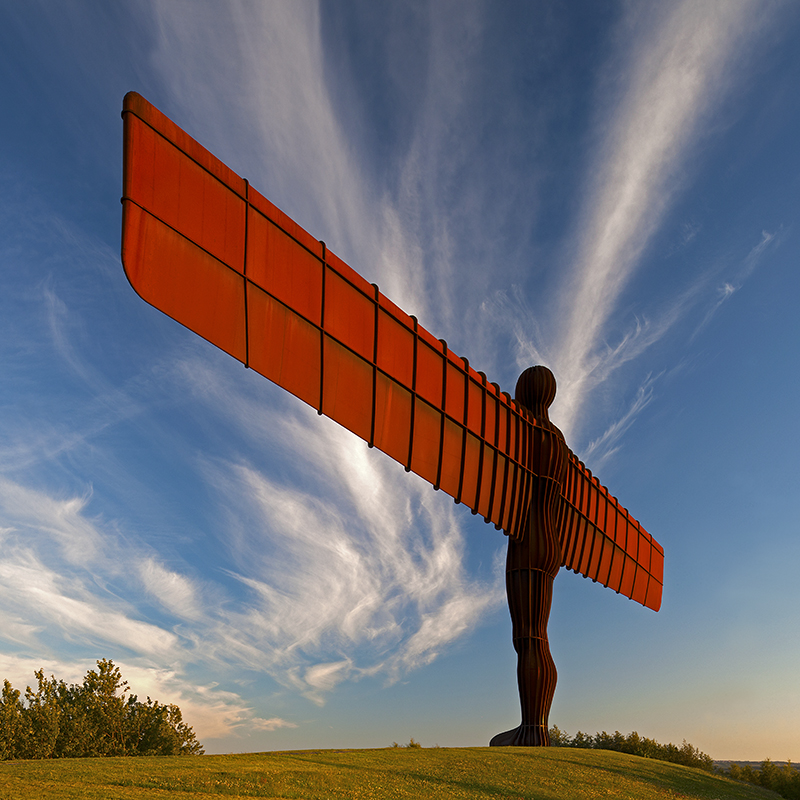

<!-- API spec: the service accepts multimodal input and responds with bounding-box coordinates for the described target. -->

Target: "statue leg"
[490,563,557,746]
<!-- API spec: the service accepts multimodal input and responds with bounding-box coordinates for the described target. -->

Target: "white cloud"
[194,410,504,699]
[0,475,184,659]
[162,353,504,700]
[148,1,428,323]
[139,558,201,620]
[301,660,353,705]
[249,717,298,733]
[582,372,661,469]
[542,1,769,439]
[0,539,178,658]
[0,477,100,564]
[691,229,777,340]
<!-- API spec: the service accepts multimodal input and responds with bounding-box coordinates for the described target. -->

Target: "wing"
[557,453,664,611]
[120,91,665,605]
[120,92,535,539]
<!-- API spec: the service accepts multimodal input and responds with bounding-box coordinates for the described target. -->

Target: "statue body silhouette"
[490,366,568,747]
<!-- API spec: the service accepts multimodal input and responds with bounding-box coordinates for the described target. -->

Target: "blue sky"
[1,1,799,761]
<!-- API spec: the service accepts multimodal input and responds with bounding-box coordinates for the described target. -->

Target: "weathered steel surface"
[120,92,664,745]
[490,366,566,746]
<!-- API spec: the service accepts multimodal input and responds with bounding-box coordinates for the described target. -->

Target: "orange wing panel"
[123,95,246,273]
[125,93,662,558]
[373,373,413,464]
[415,337,444,406]
[246,200,322,326]
[321,337,373,441]
[324,269,375,362]
[247,285,320,407]
[121,202,246,362]
[559,454,663,611]
[376,306,414,388]
[410,398,442,485]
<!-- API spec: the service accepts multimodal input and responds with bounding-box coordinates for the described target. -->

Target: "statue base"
[489,724,550,747]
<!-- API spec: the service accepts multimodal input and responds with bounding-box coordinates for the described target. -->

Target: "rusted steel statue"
[119,93,664,746]
[490,366,567,746]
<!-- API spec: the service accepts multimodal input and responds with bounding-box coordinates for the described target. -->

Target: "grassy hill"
[0,746,782,799]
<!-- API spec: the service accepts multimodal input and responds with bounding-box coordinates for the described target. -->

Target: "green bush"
[550,724,800,798]
[0,660,203,760]
[724,760,800,800]
[548,727,713,771]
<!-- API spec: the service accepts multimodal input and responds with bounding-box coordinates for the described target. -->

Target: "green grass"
[0,747,782,800]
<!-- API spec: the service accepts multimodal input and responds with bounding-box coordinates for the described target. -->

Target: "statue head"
[515,365,557,417]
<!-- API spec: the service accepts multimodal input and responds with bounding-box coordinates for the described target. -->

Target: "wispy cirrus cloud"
[691,229,777,340]
[149,0,432,325]
[566,223,779,466]
[176,356,504,703]
[581,372,662,469]
[209,460,501,704]
[0,475,180,657]
[542,1,772,440]
[0,468,299,738]
[138,557,202,620]
[1,318,502,715]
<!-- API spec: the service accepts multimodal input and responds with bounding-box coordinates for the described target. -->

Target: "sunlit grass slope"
[0,747,781,800]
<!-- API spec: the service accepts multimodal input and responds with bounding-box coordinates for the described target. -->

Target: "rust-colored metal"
[120,93,664,745]
[490,366,566,746]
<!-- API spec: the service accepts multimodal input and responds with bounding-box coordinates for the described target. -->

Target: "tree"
[570,730,593,749]
[0,679,24,760]
[19,670,61,759]
[125,696,204,755]
[81,659,129,756]
[0,660,204,759]
[548,725,571,746]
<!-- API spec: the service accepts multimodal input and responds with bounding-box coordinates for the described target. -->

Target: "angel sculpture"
[120,93,663,746]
